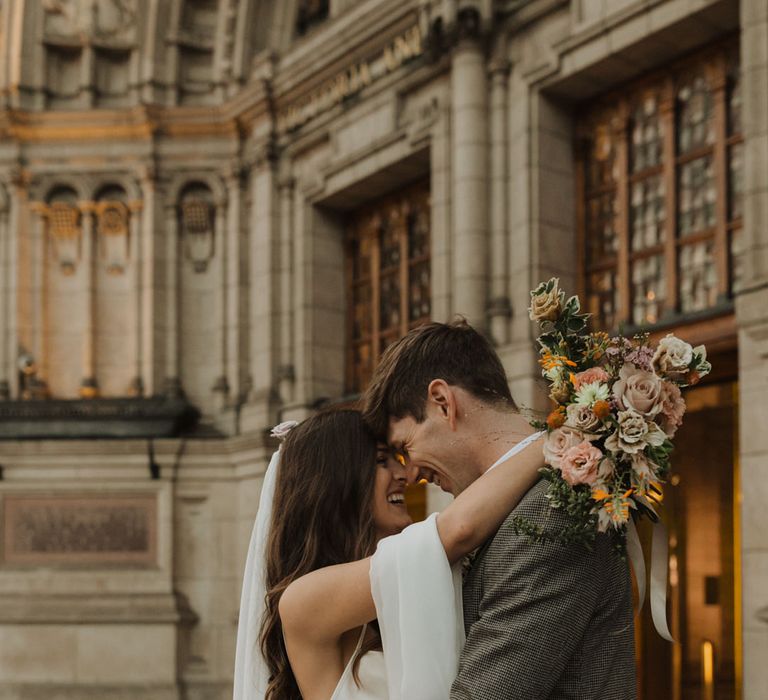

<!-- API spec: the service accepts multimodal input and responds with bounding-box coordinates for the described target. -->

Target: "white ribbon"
[650,520,674,642]
[626,518,674,643]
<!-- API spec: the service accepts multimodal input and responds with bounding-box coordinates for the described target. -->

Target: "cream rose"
[543,426,589,469]
[566,403,601,433]
[612,363,663,418]
[658,380,686,437]
[605,409,666,454]
[529,280,562,322]
[560,441,603,486]
[653,334,694,380]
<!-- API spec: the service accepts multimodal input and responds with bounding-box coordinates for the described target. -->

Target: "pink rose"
[572,367,609,391]
[658,381,686,437]
[612,363,663,418]
[560,441,603,486]
[543,426,589,469]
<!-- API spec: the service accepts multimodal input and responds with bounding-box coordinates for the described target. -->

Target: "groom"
[363,320,636,700]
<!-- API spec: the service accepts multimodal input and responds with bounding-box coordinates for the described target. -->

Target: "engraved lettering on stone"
[3,496,156,565]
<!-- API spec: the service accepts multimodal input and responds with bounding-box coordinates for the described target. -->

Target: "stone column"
[29,204,46,386]
[5,178,26,399]
[241,149,279,430]
[488,57,511,345]
[0,186,8,398]
[128,200,144,395]
[450,8,488,328]
[163,201,182,397]
[212,195,229,409]
[277,175,295,404]
[78,203,97,397]
[225,168,243,403]
[139,172,158,396]
[430,104,453,323]
[736,2,768,697]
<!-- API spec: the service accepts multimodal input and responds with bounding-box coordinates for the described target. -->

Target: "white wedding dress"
[233,430,544,700]
[330,626,387,700]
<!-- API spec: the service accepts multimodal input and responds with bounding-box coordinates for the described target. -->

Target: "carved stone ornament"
[43,0,137,41]
[46,202,82,275]
[97,200,129,274]
[180,198,214,273]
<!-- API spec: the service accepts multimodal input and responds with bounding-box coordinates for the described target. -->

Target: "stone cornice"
[0,5,426,146]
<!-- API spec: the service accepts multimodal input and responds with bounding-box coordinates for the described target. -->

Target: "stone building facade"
[0,0,765,698]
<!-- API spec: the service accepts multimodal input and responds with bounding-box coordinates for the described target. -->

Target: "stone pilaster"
[737,2,768,697]
[139,170,159,397]
[450,7,489,328]
[78,203,98,397]
[163,199,182,398]
[241,147,279,430]
[224,167,244,405]
[0,185,9,399]
[277,174,295,405]
[212,193,230,410]
[128,199,144,396]
[488,56,511,345]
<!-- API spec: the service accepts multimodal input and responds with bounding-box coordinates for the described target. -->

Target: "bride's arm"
[280,433,545,642]
[436,431,545,565]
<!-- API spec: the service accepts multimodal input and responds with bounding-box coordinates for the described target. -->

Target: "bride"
[233,408,544,700]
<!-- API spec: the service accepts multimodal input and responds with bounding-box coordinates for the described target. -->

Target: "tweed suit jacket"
[450,479,637,700]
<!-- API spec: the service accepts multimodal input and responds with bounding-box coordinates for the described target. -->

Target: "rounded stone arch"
[32,177,88,205]
[166,172,227,208]
[45,183,81,206]
[90,175,141,203]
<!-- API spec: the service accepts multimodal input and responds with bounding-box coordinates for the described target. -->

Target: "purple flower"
[626,345,655,372]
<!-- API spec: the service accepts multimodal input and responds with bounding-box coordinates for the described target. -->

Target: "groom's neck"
[475,411,537,476]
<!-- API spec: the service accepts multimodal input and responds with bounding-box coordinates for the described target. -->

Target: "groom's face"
[388,410,478,496]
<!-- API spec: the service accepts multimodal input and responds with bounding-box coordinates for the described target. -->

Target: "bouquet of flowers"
[514,278,711,551]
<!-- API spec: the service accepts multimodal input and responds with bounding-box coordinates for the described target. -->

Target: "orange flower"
[687,370,701,385]
[539,351,577,371]
[546,407,566,429]
[592,400,611,420]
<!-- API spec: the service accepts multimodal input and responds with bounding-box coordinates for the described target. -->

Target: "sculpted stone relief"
[96,200,130,274]
[43,0,137,41]
[180,193,215,273]
[44,202,83,275]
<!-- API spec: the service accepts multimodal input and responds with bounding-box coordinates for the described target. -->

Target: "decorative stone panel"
[2,494,157,567]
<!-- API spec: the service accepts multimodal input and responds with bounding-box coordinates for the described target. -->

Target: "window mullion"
[575,128,588,312]
[399,202,409,337]
[614,104,631,327]
[371,221,382,368]
[661,78,678,315]
[710,55,730,300]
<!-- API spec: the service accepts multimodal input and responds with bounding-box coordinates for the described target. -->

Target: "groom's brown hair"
[362,319,516,438]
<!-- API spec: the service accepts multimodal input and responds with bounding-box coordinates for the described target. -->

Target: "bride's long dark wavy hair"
[260,409,382,700]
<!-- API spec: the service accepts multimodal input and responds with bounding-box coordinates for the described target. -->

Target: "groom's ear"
[427,379,458,431]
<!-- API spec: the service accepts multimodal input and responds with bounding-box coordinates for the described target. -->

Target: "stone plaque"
[2,494,157,566]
